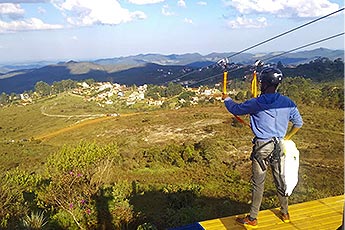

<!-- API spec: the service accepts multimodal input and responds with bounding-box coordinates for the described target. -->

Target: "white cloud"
[0,3,63,33]
[0,0,48,3]
[197,1,207,6]
[37,6,46,14]
[127,0,164,4]
[227,16,267,29]
[0,17,63,33]
[177,0,186,8]
[161,4,174,16]
[52,0,146,26]
[184,17,193,24]
[226,0,340,18]
[0,3,24,19]
[71,35,78,40]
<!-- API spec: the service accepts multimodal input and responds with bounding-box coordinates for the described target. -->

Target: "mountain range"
[0,48,343,94]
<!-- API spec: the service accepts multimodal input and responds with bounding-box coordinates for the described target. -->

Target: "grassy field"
[0,93,343,229]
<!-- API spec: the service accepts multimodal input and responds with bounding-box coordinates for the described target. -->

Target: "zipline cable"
[172,7,344,83]
[225,7,344,60]
[188,32,345,87]
[260,32,345,63]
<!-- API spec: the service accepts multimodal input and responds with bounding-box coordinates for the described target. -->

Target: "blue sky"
[0,0,343,64]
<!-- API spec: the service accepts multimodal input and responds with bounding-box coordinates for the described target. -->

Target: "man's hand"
[284,126,300,140]
[222,93,229,100]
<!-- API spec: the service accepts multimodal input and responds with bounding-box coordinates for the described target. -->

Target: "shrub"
[40,141,121,229]
[162,184,202,209]
[21,211,48,230]
[137,222,158,230]
[42,169,98,229]
[161,184,204,228]
[45,141,120,176]
[0,169,43,229]
[0,178,25,228]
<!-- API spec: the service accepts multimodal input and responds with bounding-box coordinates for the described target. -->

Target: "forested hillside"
[0,53,343,94]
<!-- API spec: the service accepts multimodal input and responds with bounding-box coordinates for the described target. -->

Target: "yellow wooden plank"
[199,195,344,230]
[200,217,236,229]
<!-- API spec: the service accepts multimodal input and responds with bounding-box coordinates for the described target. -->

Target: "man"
[222,67,303,228]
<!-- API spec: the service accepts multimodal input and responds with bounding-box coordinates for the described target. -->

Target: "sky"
[0,0,344,64]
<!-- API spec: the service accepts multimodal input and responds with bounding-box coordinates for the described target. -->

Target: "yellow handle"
[251,71,258,98]
[223,70,251,128]
[223,71,228,94]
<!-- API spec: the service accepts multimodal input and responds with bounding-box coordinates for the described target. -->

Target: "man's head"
[259,67,283,94]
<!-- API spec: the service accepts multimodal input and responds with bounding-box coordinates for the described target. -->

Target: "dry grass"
[0,93,343,228]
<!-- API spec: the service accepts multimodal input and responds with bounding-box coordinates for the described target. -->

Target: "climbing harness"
[251,137,287,196]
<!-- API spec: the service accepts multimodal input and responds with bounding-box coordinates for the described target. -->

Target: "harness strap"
[251,137,281,171]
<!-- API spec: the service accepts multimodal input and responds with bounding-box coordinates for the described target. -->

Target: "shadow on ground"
[129,189,250,229]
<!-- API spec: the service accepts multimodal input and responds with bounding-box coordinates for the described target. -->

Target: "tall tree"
[35,81,51,96]
[0,92,8,105]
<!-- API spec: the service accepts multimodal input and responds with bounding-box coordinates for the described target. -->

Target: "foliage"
[164,82,184,97]
[35,81,51,96]
[142,142,207,168]
[36,141,137,229]
[45,141,120,175]
[145,85,162,100]
[42,169,98,229]
[235,91,245,100]
[145,82,184,100]
[98,182,134,229]
[163,184,202,209]
[0,177,26,228]
[40,142,123,229]
[282,57,344,82]
[278,76,344,109]
[0,92,9,105]
[137,223,158,230]
[0,72,343,229]
[51,80,78,94]
[0,169,43,229]
[21,211,48,230]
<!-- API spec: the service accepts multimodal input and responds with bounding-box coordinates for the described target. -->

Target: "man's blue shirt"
[224,93,303,140]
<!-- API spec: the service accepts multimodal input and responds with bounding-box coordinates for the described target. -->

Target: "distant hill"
[0,48,343,94]
[0,61,57,74]
[93,48,344,66]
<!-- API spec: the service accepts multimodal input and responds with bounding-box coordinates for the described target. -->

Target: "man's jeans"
[249,139,288,219]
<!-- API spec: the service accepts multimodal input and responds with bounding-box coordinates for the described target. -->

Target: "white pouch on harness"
[281,139,299,196]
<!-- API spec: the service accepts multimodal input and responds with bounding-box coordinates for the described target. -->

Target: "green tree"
[84,79,95,86]
[164,82,183,97]
[35,81,51,96]
[61,79,77,90]
[320,85,344,109]
[178,91,195,101]
[146,85,162,100]
[235,91,245,100]
[0,92,8,105]
[52,81,64,94]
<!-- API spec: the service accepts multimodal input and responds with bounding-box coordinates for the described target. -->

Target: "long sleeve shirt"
[224,93,303,140]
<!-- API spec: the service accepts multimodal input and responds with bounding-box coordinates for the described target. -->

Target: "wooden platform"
[172,195,344,230]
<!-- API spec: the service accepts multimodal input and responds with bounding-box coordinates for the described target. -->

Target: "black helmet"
[259,67,283,86]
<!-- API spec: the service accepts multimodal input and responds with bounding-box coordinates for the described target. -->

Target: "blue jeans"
[249,139,288,219]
